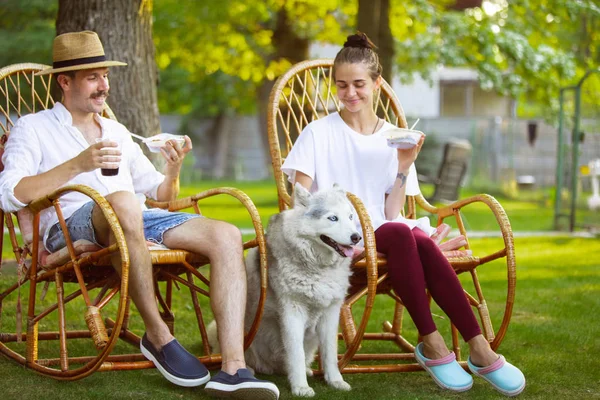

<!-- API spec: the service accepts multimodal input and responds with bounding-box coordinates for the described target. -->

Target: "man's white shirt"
[0,102,164,248]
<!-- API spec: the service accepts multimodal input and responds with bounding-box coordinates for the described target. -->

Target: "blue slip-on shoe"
[140,333,210,387]
[414,342,473,392]
[205,368,280,400]
[468,355,526,397]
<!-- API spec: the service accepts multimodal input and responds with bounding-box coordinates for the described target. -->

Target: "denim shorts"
[45,201,201,253]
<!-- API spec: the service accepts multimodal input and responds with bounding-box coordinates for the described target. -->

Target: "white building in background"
[394,67,516,118]
[310,43,515,118]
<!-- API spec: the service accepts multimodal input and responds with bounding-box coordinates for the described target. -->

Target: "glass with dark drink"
[95,138,121,176]
[101,166,119,176]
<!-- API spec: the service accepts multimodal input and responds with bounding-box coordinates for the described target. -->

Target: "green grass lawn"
[1,181,599,399]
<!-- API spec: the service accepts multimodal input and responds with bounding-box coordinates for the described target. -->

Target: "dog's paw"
[292,385,315,397]
[328,379,351,391]
[305,367,314,377]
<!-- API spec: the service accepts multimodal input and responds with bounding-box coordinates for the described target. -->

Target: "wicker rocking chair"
[0,63,267,380]
[267,59,517,374]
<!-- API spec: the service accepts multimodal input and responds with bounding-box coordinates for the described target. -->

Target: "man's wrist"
[163,169,180,180]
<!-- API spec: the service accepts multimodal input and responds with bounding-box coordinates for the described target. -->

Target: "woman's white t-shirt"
[281,112,435,236]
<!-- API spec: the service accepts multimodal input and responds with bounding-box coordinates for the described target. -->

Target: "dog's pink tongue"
[341,245,355,258]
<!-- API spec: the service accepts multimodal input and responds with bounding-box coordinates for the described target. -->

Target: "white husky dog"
[209,183,360,397]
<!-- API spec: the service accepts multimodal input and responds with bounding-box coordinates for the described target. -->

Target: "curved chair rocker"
[267,59,516,374]
[0,63,267,380]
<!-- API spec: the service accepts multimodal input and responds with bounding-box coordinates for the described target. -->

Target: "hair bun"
[343,31,377,50]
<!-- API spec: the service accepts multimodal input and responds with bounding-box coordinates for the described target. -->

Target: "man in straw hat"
[0,31,279,400]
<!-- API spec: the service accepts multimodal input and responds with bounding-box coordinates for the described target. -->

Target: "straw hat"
[36,31,127,76]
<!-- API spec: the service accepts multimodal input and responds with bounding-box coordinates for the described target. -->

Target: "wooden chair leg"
[55,272,69,371]
[26,263,39,366]
[470,270,496,342]
[339,304,356,348]
[451,323,461,361]
[154,278,175,335]
[382,301,404,336]
[25,318,38,367]
[390,302,404,334]
[186,271,210,356]
[164,279,175,334]
[382,300,415,353]
[121,296,132,331]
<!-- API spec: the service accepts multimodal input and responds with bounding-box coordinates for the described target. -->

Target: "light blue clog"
[414,342,473,392]
[468,355,525,397]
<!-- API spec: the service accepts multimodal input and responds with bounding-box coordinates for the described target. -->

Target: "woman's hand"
[397,132,425,172]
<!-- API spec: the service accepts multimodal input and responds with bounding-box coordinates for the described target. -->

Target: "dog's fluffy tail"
[206,320,220,353]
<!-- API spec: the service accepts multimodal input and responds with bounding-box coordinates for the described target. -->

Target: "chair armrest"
[443,194,512,235]
[416,191,514,249]
[412,192,437,214]
[146,187,264,242]
[29,184,116,218]
[26,184,128,267]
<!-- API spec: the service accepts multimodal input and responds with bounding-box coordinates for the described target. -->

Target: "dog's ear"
[293,183,311,208]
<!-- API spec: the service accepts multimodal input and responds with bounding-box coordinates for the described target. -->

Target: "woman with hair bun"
[282,32,525,397]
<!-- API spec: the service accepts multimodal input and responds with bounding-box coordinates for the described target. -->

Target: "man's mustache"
[91,91,109,99]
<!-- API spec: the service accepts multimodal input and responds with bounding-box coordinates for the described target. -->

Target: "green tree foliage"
[391,0,600,118]
[2,1,598,119]
[153,0,599,119]
[152,0,356,116]
[0,0,57,66]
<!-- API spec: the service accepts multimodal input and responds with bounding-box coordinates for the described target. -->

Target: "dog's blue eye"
[328,216,338,221]
[349,214,353,220]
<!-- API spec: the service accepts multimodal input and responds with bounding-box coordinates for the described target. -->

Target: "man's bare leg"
[162,217,246,374]
[92,191,172,348]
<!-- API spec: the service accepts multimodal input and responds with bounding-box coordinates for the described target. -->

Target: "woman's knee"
[377,222,413,240]
[388,222,412,236]
[376,223,413,249]
[414,232,438,253]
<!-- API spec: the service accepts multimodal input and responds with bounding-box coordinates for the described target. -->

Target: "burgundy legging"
[375,222,481,342]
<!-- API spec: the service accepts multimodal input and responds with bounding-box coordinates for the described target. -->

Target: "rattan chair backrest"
[267,59,408,210]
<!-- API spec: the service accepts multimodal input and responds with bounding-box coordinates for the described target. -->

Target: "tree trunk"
[211,112,233,179]
[449,0,482,11]
[357,0,394,84]
[257,8,309,176]
[56,0,160,143]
